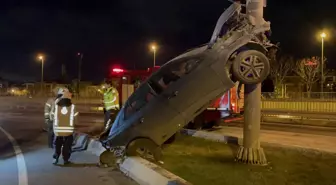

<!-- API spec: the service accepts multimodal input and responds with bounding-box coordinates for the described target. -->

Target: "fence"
[0,88,101,99]
[262,92,336,101]
[3,91,336,113]
[261,92,336,113]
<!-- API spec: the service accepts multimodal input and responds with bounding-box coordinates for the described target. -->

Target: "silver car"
[101,2,274,163]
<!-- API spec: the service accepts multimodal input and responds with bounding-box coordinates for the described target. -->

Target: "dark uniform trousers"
[53,135,74,161]
[104,109,111,128]
[47,120,54,148]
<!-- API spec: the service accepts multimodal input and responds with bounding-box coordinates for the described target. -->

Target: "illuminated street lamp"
[150,44,157,67]
[38,55,44,92]
[320,32,326,93]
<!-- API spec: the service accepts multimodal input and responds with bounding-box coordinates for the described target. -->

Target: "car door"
[159,57,225,123]
[122,82,185,145]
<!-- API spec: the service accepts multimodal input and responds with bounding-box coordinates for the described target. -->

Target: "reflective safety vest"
[53,104,78,136]
[44,98,54,121]
[103,87,119,110]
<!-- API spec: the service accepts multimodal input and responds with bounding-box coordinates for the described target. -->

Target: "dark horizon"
[1,0,336,82]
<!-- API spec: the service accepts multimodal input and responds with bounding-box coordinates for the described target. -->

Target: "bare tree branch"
[267,48,294,97]
[293,56,326,92]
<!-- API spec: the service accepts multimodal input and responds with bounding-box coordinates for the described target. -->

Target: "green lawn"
[162,135,336,185]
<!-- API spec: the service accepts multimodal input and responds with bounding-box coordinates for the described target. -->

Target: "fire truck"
[108,66,244,130]
[188,82,244,129]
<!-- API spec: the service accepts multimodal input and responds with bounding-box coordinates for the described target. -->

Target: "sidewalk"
[207,126,336,153]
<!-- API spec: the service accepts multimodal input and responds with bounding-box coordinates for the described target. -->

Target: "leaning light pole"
[235,0,270,165]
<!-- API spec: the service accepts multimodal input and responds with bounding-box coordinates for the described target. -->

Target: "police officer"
[102,81,119,129]
[50,88,78,165]
[44,88,64,148]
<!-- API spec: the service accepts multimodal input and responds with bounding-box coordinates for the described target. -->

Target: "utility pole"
[235,0,268,165]
[320,33,326,94]
[77,53,83,97]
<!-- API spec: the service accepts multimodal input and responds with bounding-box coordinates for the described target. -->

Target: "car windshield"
[147,58,200,94]
[124,83,156,119]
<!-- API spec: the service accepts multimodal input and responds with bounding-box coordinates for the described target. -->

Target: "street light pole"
[235,0,268,165]
[38,55,44,94]
[150,44,157,67]
[153,48,156,67]
[321,33,325,93]
[77,53,83,97]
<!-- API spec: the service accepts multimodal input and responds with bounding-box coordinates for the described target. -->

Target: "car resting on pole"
[99,1,274,166]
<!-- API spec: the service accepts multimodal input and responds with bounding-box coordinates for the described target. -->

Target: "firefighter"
[50,88,78,165]
[44,88,64,148]
[102,81,119,129]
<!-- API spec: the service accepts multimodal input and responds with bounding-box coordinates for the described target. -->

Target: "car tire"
[232,50,270,84]
[126,138,163,163]
[99,150,117,167]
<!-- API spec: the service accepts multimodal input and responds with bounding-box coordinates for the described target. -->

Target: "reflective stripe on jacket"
[53,104,78,136]
[104,87,119,110]
[44,98,55,120]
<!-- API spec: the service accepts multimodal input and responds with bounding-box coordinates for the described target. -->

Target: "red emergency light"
[112,68,124,73]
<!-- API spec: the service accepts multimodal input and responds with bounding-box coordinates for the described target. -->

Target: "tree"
[294,56,326,94]
[267,48,294,97]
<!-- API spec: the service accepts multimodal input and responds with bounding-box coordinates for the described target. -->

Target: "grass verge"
[163,135,336,185]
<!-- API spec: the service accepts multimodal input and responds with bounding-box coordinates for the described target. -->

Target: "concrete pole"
[235,0,268,165]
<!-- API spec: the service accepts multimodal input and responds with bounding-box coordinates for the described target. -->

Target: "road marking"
[0,126,28,185]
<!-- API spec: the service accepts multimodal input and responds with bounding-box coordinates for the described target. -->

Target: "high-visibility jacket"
[103,87,119,110]
[44,98,55,121]
[52,101,78,137]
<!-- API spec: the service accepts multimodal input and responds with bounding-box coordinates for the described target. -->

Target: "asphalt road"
[0,110,137,185]
[225,121,336,137]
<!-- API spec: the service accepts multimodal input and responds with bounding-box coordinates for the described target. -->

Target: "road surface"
[212,121,336,153]
[225,121,336,137]
[0,110,136,185]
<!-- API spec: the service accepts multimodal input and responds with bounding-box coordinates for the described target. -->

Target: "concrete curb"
[120,157,192,185]
[73,133,192,185]
[181,129,240,145]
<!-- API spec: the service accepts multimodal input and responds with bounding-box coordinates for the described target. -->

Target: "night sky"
[1,0,336,82]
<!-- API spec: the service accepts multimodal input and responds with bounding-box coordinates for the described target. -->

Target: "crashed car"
[100,2,274,163]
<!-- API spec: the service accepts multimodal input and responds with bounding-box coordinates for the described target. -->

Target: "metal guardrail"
[262,92,336,101]
[2,94,336,114]
[261,100,336,113]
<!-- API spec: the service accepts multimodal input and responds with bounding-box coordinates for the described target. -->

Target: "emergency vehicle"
[189,82,244,129]
[106,66,160,106]
[107,66,244,129]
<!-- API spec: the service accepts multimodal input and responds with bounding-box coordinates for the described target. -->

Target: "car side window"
[148,58,200,94]
[124,84,155,119]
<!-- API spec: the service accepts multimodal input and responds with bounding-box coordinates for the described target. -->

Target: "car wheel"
[99,150,117,167]
[126,138,163,163]
[232,50,270,84]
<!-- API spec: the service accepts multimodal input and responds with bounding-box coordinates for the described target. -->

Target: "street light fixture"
[320,32,326,93]
[38,55,44,93]
[150,44,157,67]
